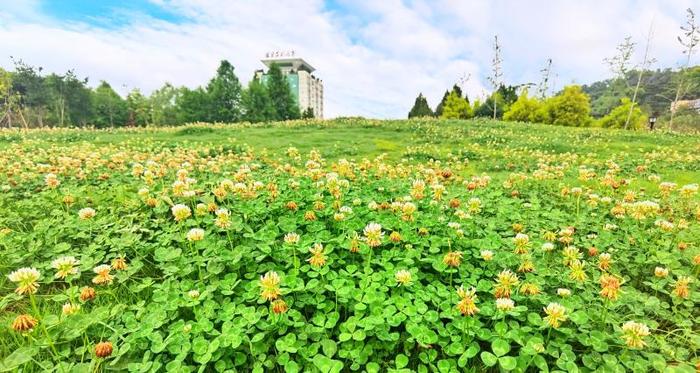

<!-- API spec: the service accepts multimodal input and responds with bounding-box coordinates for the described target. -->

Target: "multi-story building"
[255,55,323,119]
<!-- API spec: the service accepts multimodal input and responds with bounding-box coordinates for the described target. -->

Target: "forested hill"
[582,66,700,117]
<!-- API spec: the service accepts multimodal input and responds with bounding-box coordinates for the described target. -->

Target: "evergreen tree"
[302,107,315,119]
[266,63,300,121]
[434,90,450,117]
[243,78,274,123]
[176,87,210,123]
[92,81,127,127]
[440,91,472,119]
[206,60,243,123]
[408,93,433,118]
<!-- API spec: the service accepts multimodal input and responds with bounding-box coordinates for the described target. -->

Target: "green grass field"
[0,119,699,372]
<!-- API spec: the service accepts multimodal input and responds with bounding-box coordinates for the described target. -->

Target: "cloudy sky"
[0,0,696,118]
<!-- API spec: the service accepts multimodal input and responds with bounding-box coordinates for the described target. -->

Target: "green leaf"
[0,347,38,371]
[480,351,498,367]
[499,356,517,371]
[312,355,343,373]
[491,338,511,357]
[395,354,409,368]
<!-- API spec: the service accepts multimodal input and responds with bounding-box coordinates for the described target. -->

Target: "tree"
[266,63,300,121]
[503,89,543,123]
[149,83,181,125]
[302,107,315,119]
[243,78,274,123]
[176,87,210,123]
[126,89,150,126]
[206,60,243,123]
[10,59,48,126]
[488,35,503,119]
[92,81,127,127]
[670,8,700,130]
[544,85,592,127]
[434,90,450,117]
[474,85,517,119]
[408,93,433,118]
[44,71,92,127]
[0,68,27,128]
[596,98,647,129]
[440,91,472,119]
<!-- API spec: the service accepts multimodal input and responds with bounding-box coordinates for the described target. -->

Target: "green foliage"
[302,107,316,119]
[595,98,648,129]
[408,93,433,118]
[92,81,128,127]
[126,89,150,126]
[243,78,275,123]
[266,63,301,121]
[206,60,243,123]
[503,89,544,123]
[544,85,592,127]
[149,83,181,125]
[440,91,472,119]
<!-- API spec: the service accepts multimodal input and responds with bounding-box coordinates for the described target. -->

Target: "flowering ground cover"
[0,119,699,372]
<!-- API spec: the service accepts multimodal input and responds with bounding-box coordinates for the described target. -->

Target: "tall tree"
[434,90,450,117]
[206,60,243,123]
[408,93,433,118]
[243,78,274,123]
[126,89,150,126]
[92,81,127,127]
[10,59,48,126]
[266,63,300,121]
[44,71,92,127]
[176,87,210,123]
[670,8,700,130]
[149,83,181,125]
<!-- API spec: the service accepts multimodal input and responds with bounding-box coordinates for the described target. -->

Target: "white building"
[256,55,324,119]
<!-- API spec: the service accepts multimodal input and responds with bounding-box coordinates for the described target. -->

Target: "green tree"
[149,83,181,125]
[206,60,243,123]
[126,89,150,126]
[44,71,93,127]
[596,98,647,129]
[544,85,592,127]
[243,78,274,122]
[10,60,49,126]
[176,87,210,123]
[503,89,543,122]
[92,81,127,127]
[434,90,450,117]
[440,91,472,119]
[408,93,433,118]
[302,107,315,119]
[266,63,300,121]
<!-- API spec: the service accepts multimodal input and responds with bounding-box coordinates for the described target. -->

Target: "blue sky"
[0,0,696,118]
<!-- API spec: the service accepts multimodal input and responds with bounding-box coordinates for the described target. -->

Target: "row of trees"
[409,8,700,130]
[0,59,308,128]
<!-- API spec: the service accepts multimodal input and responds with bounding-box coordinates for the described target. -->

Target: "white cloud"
[0,0,696,118]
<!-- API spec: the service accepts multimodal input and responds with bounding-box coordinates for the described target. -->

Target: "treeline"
[409,8,700,131]
[0,59,310,128]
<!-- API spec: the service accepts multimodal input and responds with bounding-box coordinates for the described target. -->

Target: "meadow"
[0,118,699,372]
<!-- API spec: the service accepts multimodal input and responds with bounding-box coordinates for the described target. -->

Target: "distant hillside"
[581,66,700,117]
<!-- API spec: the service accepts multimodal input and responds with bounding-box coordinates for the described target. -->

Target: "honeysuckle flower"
[78,207,96,220]
[51,256,80,279]
[543,303,567,328]
[260,271,281,301]
[8,267,41,295]
[363,222,383,247]
[284,232,300,245]
[186,228,205,242]
[621,321,650,349]
[171,204,191,222]
[62,302,81,316]
[496,298,515,312]
[92,265,113,285]
[443,251,463,267]
[12,314,37,332]
[654,267,669,278]
[307,243,327,268]
[395,269,412,286]
[456,286,479,316]
[480,250,494,261]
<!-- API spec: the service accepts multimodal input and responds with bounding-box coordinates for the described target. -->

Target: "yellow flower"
[395,270,412,286]
[672,276,692,299]
[45,173,60,188]
[307,243,327,268]
[520,283,540,296]
[186,228,205,242]
[621,321,650,349]
[62,302,81,316]
[654,267,668,278]
[11,314,37,332]
[271,299,289,314]
[215,208,231,228]
[389,231,402,243]
[543,303,567,328]
[284,232,300,245]
[51,256,80,279]
[363,222,384,247]
[78,207,96,220]
[562,246,582,266]
[513,233,530,254]
[111,257,128,271]
[598,253,612,271]
[456,286,479,316]
[7,267,41,295]
[443,251,463,267]
[260,271,281,301]
[568,260,588,282]
[92,265,113,285]
[494,269,519,298]
[171,204,191,222]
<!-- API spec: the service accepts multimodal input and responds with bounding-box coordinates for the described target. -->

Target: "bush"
[543,85,592,127]
[595,98,648,129]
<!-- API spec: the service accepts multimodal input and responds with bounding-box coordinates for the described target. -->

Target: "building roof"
[261,57,315,73]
